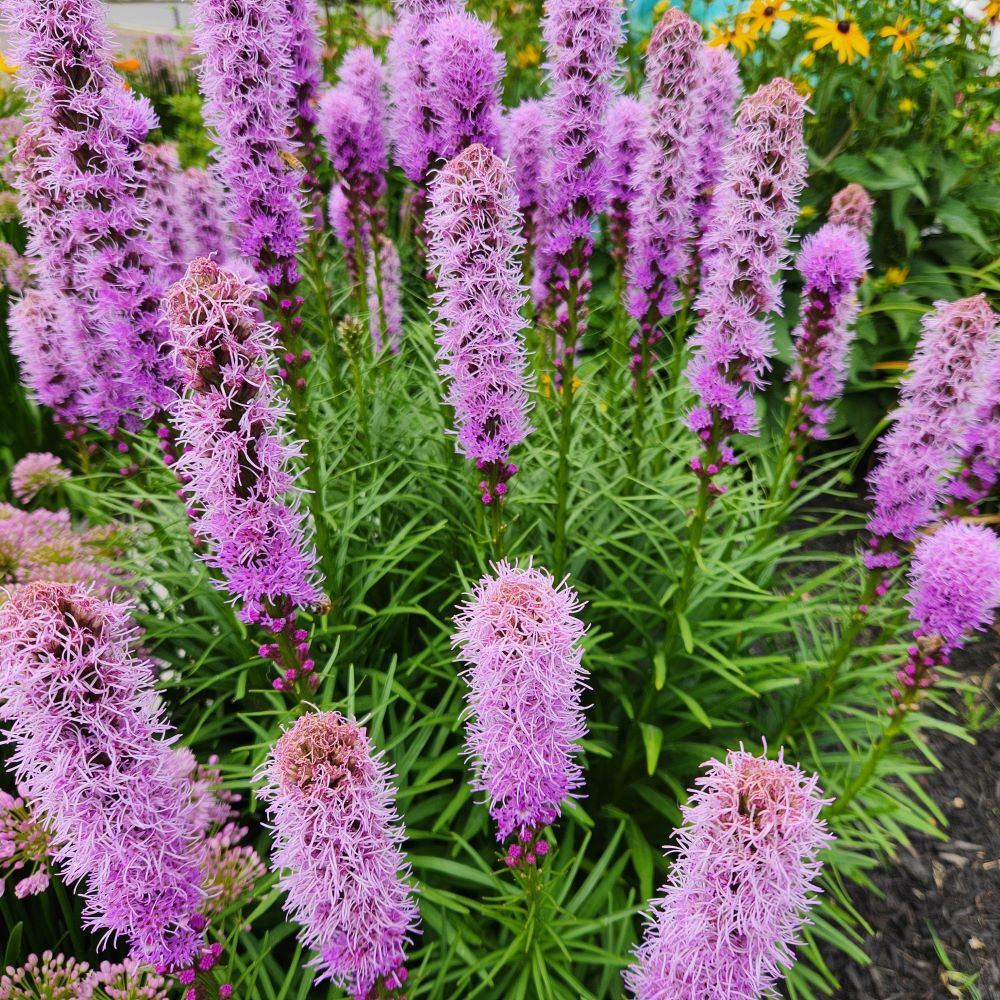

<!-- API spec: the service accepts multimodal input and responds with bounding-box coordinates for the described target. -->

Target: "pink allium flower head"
[606,94,648,266]
[866,295,998,565]
[0,584,205,966]
[190,0,304,293]
[626,9,703,380]
[10,452,70,503]
[426,12,504,162]
[503,99,548,258]
[949,347,1000,511]
[200,823,267,918]
[0,788,53,901]
[907,523,1000,649]
[164,257,324,627]
[787,223,870,440]
[5,0,178,431]
[452,560,589,845]
[828,183,874,237]
[686,79,807,469]
[624,747,832,1000]
[179,167,233,262]
[89,959,170,999]
[368,235,404,353]
[261,711,420,999]
[0,952,91,1000]
[426,145,533,502]
[691,44,741,251]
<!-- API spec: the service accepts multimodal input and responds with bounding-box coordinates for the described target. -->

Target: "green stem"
[828,712,904,817]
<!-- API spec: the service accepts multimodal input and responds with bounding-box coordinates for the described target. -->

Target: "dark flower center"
[764,6,775,15]
[837,19,851,33]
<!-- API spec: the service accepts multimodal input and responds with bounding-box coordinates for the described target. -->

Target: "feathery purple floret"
[427,13,504,162]
[142,143,188,286]
[624,747,832,1000]
[261,711,420,999]
[165,257,323,628]
[947,347,1000,513]
[452,561,588,857]
[626,9,703,381]
[284,0,324,193]
[606,94,648,268]
[368,235,403,353]
[865,295,998,567]
[6,0,177,430]
[787,223,870,441]
[828,183,874,237]
[907,522,1000,649]
[504,99,548,274]
[179,166,232,262]
[0,584,205,967]
[426,145,533,504]
[685,79,807,487]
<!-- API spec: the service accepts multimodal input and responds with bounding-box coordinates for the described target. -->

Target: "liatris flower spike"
[890,523,1000,715]
[948,346,1000,515]
[261,711,420,999]
[142,142,189,287]
[9,451,70,503]
[606,95,648,269]
[179,166,233,263]
[452,561,588,867]
[504,99,548,279]
[0,584,206,967]
[426,144,533,506]
[165,257,324,691]
[686,79,807,492]
[625,746,832,1000]
[828,182,875,237]
[284,0,324,202]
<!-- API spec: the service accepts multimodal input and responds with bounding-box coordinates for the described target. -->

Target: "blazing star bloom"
[606,94,648,268]
[165,257,324,630]
[624,747,832,1000]
[261,711,420,999]
[0,584,205,967]
[179,166,233,262]
[9,452,69,503]
[284,0,324,197]
[143,142,188,286]
[787,223,870,441]
[685,79,807,490]
[367,235,403,353]
[949,348,1000,513]
[6,0,177,430]
[426,144,533,504]
[504,99,548,275]
[866,295,998,567]
[452,561,588,861]
[426,12,504,162]
[626,9,703,382]
[828,182,874,237]
[0,952,91,1000]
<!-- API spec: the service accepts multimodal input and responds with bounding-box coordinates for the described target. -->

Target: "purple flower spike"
[626,9,703,381]
[452,561,588,851]
[0,584,205,967]
[284,0,324,197]
[143,143,189,286]
[948,347,1000,512]
[686,79,807,475]
[606,94,648,268]
[624,747,832,1000]
[828,183,874,237]
[426,145,533,503]
[164,257,324,627]
[504,99,549,274]
[866,295,998,567]
[368,235,403,353]
[261,711,420,1000]
[787,223,870,440]
[179,167,233,262]
[427,12,505,162]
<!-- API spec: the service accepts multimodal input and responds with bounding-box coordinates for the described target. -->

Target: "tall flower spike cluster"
[452,561,588,865]
[284,0,325,206]
[891,523,1000,715]
[686,79,807,491]
[948,347,1000,514]
[626,9,703,383]
[0,584,205,967]
[426,144,533,505]
[625,747,832,1000]
[504,99,548,285]
[143,142,188,286]
[865,295,998,569]
[606,95,648,269]
[190,0,307,362]
[368,235,403,353]
[786,223,870,445]
[828,182,874,237]
[261,711,420,999]
[426,13,504,162]
[536,0,623,355]
[165,257,324,688]
[6,0,177,431]
[179,166,233,262]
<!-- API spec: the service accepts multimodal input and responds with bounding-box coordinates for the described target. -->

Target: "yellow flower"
[708,21,757,55]
[113,57,142,72]
[885,266,909,286]
[740,0,794,37]
[988,0,1000,23]
[898,97,917,113]
[653,0,670,15]
[922,58,939,71]
[879,16,923,57]
[800,204,817,220]
[800,51,816,69]
[906,64,926,79]
[0,53,19,75]
[805,15,870,64]
[792,76,813,97]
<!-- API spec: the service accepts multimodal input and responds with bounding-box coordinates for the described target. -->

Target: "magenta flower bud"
[948,345,1000,512]
[0,584,205,966]
[143,142,189,286]
[624,747,832,1000]
[426,145,533,491]
[164,257,324,625]
[261,711,420,998]
[828,183,875,237]
[606,94,648,267]
[179,167,233,262]
[452,561,589,844]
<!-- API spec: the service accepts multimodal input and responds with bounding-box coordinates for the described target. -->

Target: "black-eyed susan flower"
[987,0,1000,24]
[709,20,757,55]
[879,15,923,57]
[805,15,870,64]
[898,97,917,113]
[741,0,794,37]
